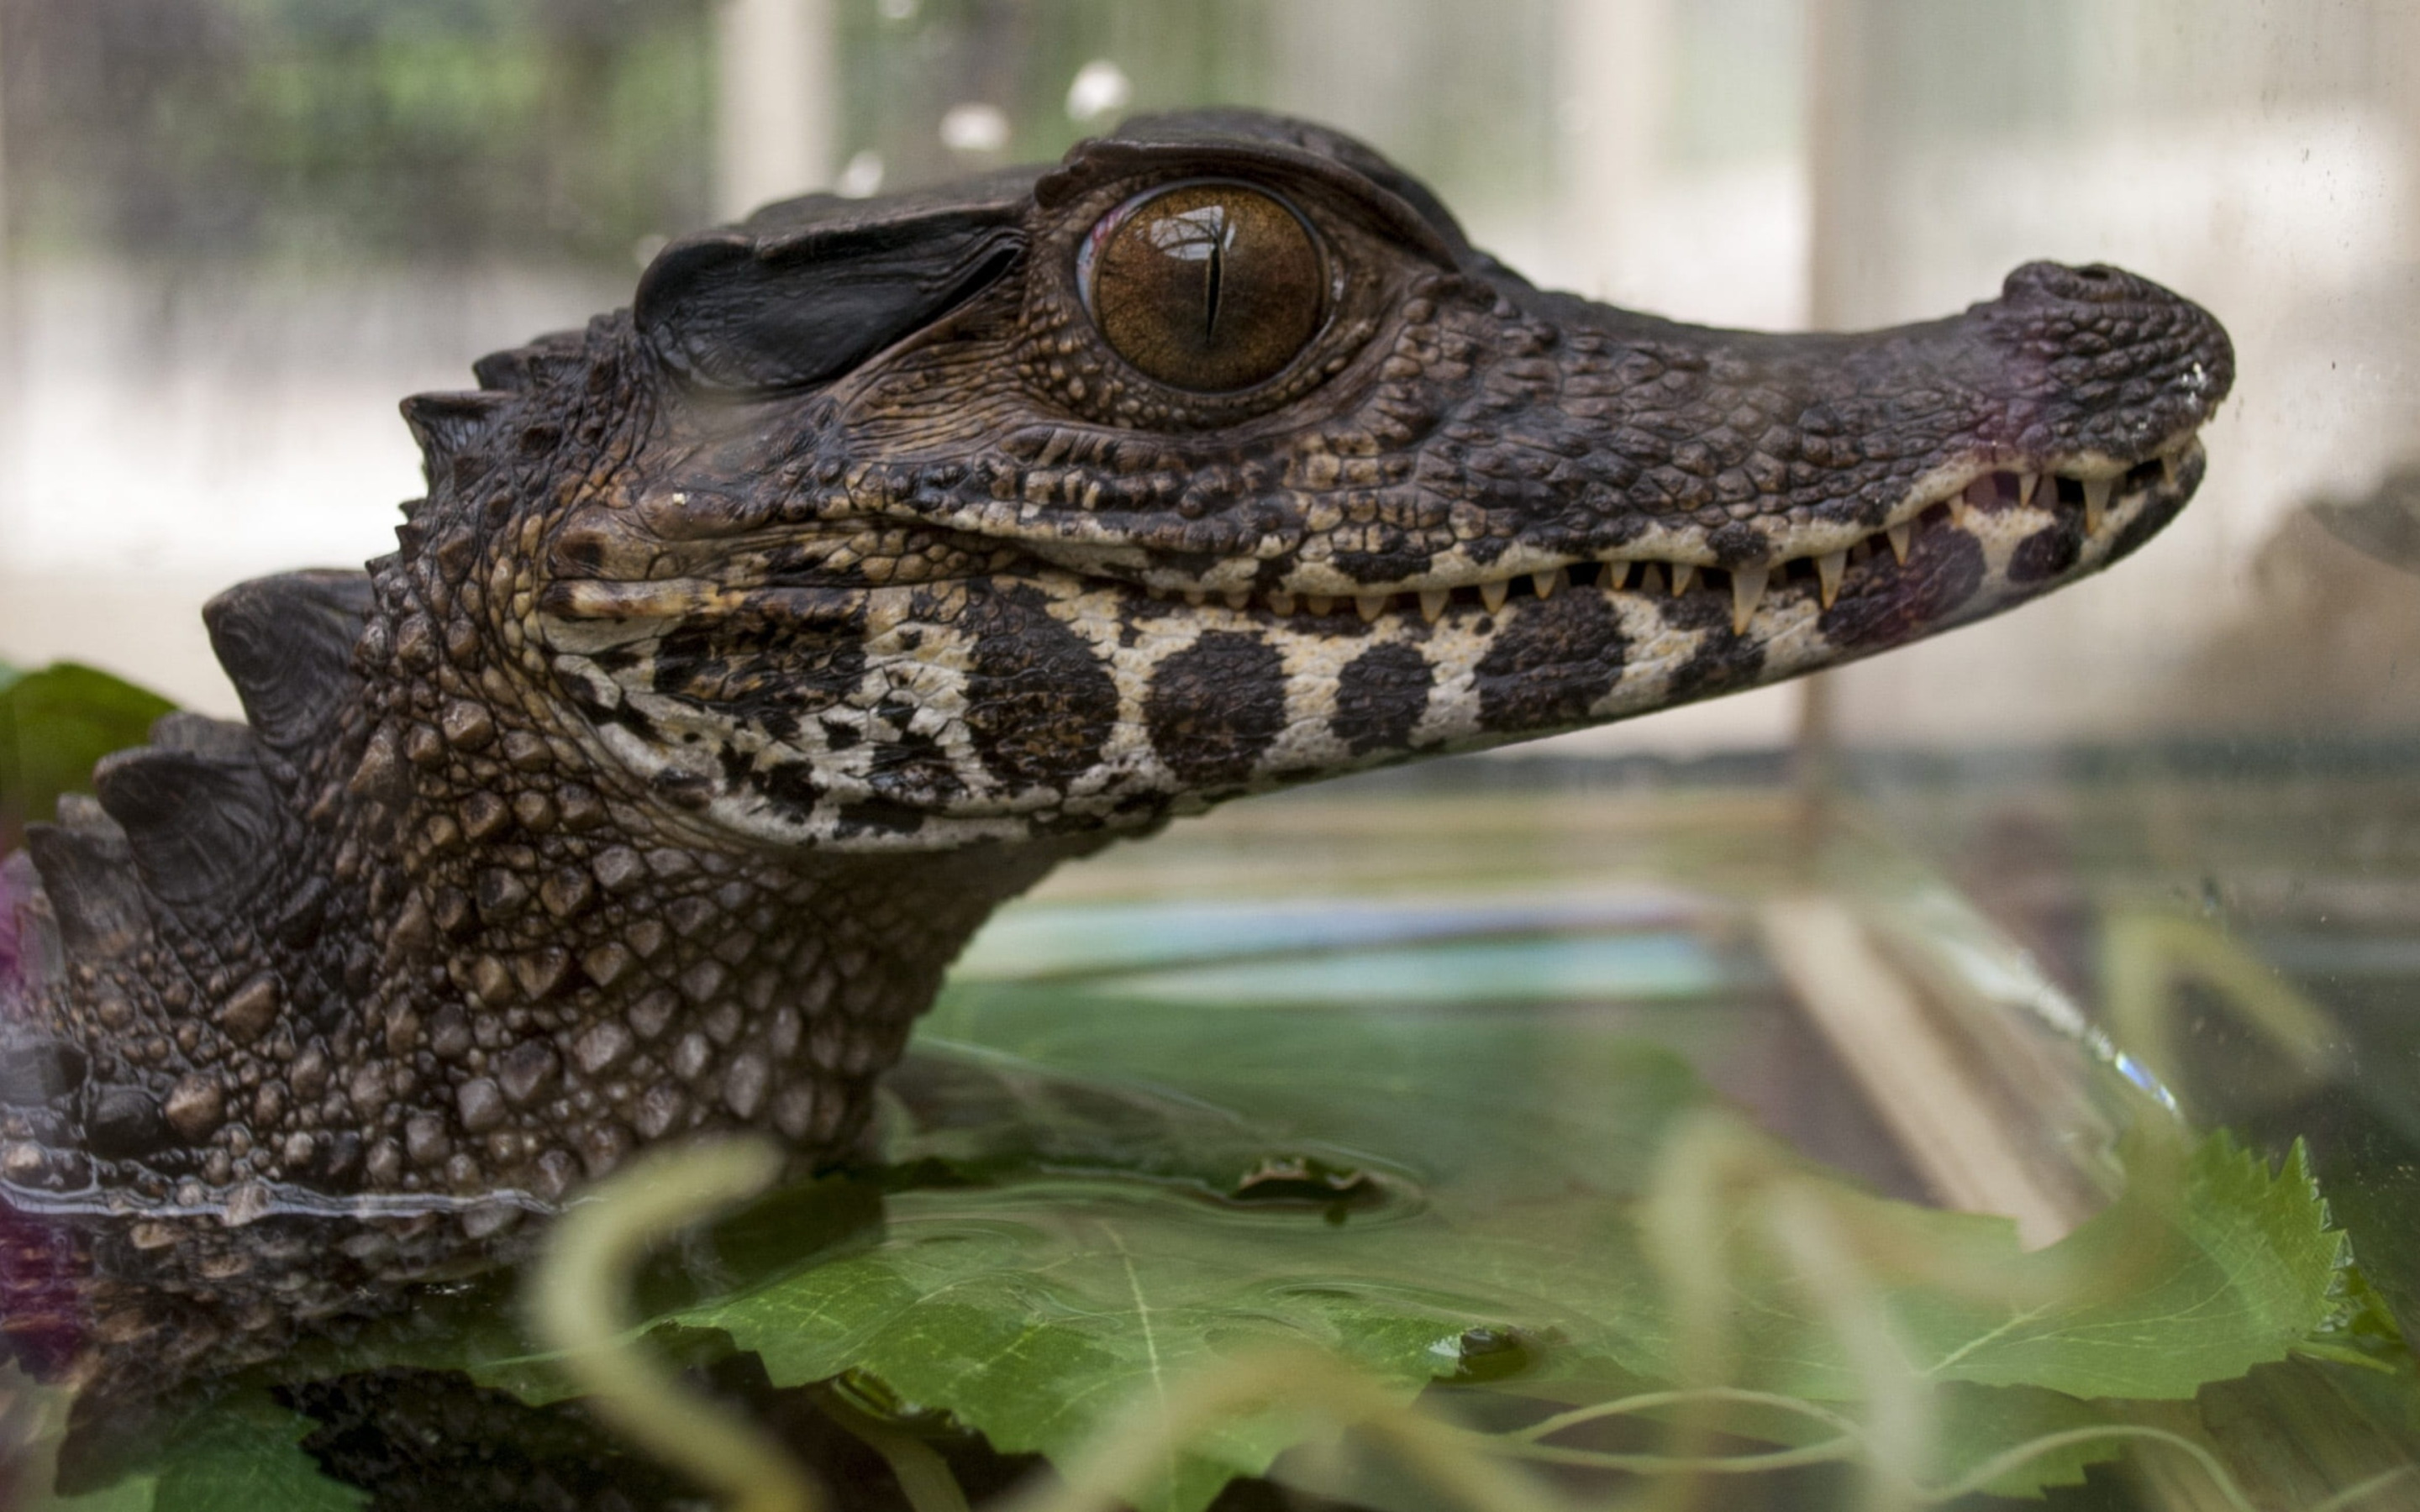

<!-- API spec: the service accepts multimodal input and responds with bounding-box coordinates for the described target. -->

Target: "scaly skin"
[0,110,2232,1399]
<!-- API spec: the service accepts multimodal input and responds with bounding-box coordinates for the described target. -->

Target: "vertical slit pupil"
[1204,231,1223,342]
[1087,181,1326,392]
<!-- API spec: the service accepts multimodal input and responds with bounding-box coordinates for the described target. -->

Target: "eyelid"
[1040,136,1462,269]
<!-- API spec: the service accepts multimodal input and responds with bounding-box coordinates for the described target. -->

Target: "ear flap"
[0,851,62,994]
[24,798,148,960]
[399,391,512,486]
[203,571,376,759]
[1091,109,1475,262]
[634,205,1026,391]
[92,740,281,911]
[471,327,590,391]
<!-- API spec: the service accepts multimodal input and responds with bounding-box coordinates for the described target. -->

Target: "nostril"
[2005,259,2098,302]
[2001,259,2153,307]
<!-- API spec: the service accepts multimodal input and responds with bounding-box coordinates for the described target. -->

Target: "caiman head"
[0,108,2231,1395]
[503,108,2230,847]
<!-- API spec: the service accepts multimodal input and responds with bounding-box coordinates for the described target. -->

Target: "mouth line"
[540,432,2203,646]
[1117,433,2206,635]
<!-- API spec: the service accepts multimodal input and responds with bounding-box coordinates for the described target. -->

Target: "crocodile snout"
[1981,259,2234,461]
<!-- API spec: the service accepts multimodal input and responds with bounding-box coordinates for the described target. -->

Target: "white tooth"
[1729,566,1769,634]
[1669,562,1697,596]
[1306,595,1336,616]
[1532,568,1565,600]
[2083,477,2112,533]
[1183,589,1207,606]
[1223,589,1250,610]
[1946,491,1970,527]
[1418,588,1450,622]
[1268,591,1297,616]
[1636,562,1667,596]
[2017,471,2041,507]
[1355,593,1387,622]
[1886,522,1912,564]
[1817,550,1847,608]
[2160,452,2178,486]
[1480,579,1510,613]
[1600,559,1632,592]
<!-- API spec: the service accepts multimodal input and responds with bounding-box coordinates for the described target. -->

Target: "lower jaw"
[1030,458,2198,776]
[597,449,2199,849]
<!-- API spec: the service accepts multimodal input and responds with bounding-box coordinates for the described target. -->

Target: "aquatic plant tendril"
[995,1110,2403,1512]
[506,1081,2396,1512]
[529,1137,819,1512]
[813,1383,975,1512]
[1005,1345,2417,1512]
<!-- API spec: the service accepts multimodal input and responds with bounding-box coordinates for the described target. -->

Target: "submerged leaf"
[921,988,2349,1404]
[653,991,2352,1512]
[40,1388,361,1512]
[1891,1133,2345,1400]
[41,1478,157,1510]
[678,1184,1493,1512]
[145,1396,366,1512]
[1924,1383,2118,1499]
[918,982,1718,1204]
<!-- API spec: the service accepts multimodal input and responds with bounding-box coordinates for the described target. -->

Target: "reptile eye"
[1081,181,1326,392]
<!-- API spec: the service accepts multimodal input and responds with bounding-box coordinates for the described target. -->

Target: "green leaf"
[918,987,2348,1404]
[680,1184,1486,1512]
[918,982,1719,1204]
[1407,1132,2347,1406]
[41,1477,158,1510]
[2296,1258,2413,1374]
[39,1389,361,1512]
[0,662,176,849]
[1925,1383,2118,1499]
[1885,1133,2347,1400]
[145,1395,365,1512]
[653,996,2348,1512]
[653,1017,1714,1512]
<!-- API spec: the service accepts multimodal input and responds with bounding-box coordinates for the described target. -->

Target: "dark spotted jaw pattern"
[1,109,2229,1399]
[543,435,2212,852]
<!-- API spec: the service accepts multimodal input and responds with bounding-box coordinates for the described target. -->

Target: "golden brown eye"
[1082,181,1326,392]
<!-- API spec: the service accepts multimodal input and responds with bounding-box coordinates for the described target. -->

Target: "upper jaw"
[1014,431,2210,635]
[590,255,2228,645]
[973,255,2232,622]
